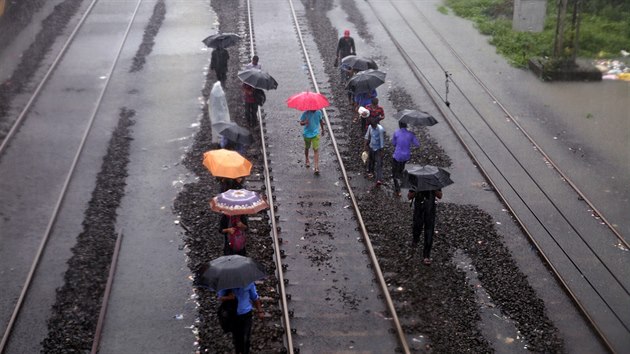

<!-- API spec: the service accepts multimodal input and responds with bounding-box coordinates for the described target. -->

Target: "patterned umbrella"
[210,189,269,216]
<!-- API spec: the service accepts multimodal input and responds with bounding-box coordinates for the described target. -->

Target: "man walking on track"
[299,109,325,175]
[211,46,230,86]
[408,188,443,265]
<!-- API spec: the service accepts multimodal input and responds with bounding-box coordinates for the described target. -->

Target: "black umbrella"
[341,55,378,71]
[394,109,438,127]
[346,69,386,93]
[402,165,453,191]
[202,33,241,49]
[237,69,278,90]
[199,255,266,291]
[220,124,253,146]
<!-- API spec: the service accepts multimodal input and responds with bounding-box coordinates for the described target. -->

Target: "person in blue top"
[218,282,264,354]
[391,121,420,196]
[363,117,386,185]
[299,109,325,175]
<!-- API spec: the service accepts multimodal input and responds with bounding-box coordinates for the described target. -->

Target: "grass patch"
[437,5,449,15]
[445,0,630,68]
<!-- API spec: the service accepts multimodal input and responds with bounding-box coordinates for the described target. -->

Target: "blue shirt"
[365,124,385,151]
[392,128,420,162]
[218,282,259,315]
[300,110,323,138]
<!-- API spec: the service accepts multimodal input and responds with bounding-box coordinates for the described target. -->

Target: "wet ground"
[0,0,619,352]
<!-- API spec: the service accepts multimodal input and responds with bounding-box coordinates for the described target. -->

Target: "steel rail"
[0,1,144,352]
[386,0,630,299]
[365,0,624,350]
[286,0,411,352]
[407,1,628,250]
[246,0,295,352]
[90,231,124,354]
[0,0,99,157]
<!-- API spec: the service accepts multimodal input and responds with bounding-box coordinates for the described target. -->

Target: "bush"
[445,0,630,67]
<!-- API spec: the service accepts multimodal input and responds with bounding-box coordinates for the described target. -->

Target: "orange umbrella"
[203,149,252,178]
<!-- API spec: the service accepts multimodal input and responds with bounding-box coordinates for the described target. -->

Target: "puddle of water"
[452,249,529,353]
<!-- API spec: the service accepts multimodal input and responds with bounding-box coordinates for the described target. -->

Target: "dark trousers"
[245,102,258,126]
[391,158,407,193]
[413,199,436,258]
[232,311,253,354]
[215,69,227,83]
[367,149,383,181]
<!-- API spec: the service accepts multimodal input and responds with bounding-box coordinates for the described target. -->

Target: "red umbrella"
[286,91,330,111]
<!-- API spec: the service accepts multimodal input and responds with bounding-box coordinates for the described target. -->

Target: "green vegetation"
[445,0,630,68]
[437,5,449,15]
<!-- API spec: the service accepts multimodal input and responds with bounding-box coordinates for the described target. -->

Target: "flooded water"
[452,250,530,353]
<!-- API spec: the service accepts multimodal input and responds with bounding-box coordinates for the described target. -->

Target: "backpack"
[228,228,246,252]
[217,295,238,333]
[253,88,266,106]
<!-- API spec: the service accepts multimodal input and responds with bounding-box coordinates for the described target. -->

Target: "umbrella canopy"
[346,69,386,93]
[202,33,240,49]
[394,109,438,127]
[402,165,453,191]
[210,188,269,216]
[203,149,252,178]
[199,255,266,291]
[220,124,253,146]
[286,91,330,111]
[341,55,378,71]
[238,69,278,90]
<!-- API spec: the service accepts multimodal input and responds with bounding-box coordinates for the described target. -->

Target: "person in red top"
[366,97,384,128]
[241,83,258,126]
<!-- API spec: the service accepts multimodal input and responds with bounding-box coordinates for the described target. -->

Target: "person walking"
[211,46,230,86]
[336,29,356,63]
[408,188,442,265]
[218,282,264,354]
[219,214,248,256]
[336,30,356,84]
[391,121,419,196]
[299,110,325,174]
[245,55,261,70]
[363,117,385,185]
[241,83,258,126]
[366,97,384,123]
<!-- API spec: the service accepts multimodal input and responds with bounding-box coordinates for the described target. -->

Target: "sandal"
[314,169,320,175]
[305,161,310,168]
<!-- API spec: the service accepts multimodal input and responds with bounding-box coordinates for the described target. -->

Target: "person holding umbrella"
[403,165,453,265]
[218,283,264,354]
[242,83,258,127]
[300,109,325,175]
[287,91,330,175]
[211,46,230,86]
[219,214,248,256]
[391,121,420,197]
[196,255,266,354]
[363,117,386,185]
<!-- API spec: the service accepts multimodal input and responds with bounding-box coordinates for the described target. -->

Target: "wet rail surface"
[251,0,407,352]
[367,0,630,351]
[0,0,145,352]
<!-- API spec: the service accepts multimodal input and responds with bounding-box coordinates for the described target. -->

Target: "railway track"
[250,0,408,352]
[0,0,147,352]
[365,0,629,351]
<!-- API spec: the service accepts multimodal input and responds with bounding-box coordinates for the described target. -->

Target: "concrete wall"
[513,0,547,32]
